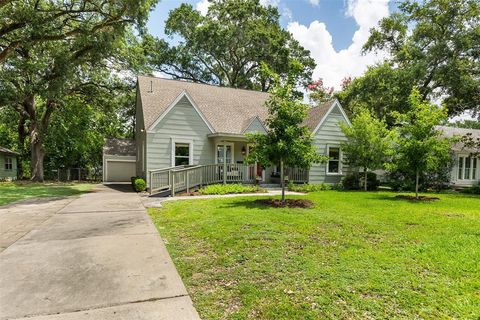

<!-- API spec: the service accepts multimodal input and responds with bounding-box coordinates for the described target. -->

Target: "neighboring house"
[102,138,137,183]
[0,146,19,181]
[107,75,351,188]
[437,126,479,187]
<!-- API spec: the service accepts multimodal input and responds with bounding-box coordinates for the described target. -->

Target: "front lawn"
[0,181,94,206]
[149,191,480,319]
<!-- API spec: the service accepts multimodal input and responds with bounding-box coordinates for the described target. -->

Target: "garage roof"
[103,138,136,156]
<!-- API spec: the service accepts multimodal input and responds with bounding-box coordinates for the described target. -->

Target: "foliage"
[340,107,392,190]
[342,172,380,191]
[149,191,480,319]
[448,120,480,130]
[460,133,480,157]
[287,182,331,192]
[460,182,480,195]
[150,0,315,91]
[387,89,453,198]
[364,0,480,118]
[246,62,327,202]
[0,0,156,181]
[0,181,93,206]
[133,178,146,192]
[198,183,265,195]
[307,79,334,105]
[336,63,414,126]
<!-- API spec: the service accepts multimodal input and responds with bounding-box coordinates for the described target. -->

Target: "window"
[458,156,464,180]
[174,143,190,166]
[4,157,12,170]
[216,143,233,164]
[473,158,477,180]
[465,156,471,180]
[327,147,341,174]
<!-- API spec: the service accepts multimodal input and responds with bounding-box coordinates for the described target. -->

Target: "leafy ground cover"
[198,184,266,195]
[149,191,480,319]
[0,181,94,206]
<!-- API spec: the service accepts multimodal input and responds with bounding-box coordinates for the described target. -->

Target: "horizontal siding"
[146,96,214,182]
[309,106,349,184]
[0,155,18,180]
[244,118,266,134]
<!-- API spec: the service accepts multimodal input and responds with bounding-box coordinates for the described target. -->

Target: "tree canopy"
[364,0,480,118]
[150,0,315,91]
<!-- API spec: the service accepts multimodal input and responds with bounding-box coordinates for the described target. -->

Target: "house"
[102,76,352,189]
[437,126,479,187]
[0,146,19,181]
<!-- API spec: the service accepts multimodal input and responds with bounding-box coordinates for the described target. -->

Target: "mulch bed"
[395,195,440,202]
[255,199,314,208]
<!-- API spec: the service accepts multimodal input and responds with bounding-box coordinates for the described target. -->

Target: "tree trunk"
[17,114,27,179]
[364,167,368,191]
[280,159,285,203]
[415,169,420,200]
[30,124,45,182]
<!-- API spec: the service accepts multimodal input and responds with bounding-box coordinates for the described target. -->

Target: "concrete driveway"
[0,185,200,320]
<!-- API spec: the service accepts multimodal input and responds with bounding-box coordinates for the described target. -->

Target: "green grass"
[0,181,94,206]
[149,191,480,319]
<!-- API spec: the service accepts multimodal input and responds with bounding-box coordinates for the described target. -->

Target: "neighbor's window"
[458,156,464,180]
[464,156,471,180]
[473,157,477,179]
[327,147,340,174]
[4,157,12,170]
[174,143,190,166]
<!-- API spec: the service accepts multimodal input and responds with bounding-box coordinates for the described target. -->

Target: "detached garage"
[103,138,136,182]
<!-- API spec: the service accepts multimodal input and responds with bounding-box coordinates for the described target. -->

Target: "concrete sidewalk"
[0,185,200,320]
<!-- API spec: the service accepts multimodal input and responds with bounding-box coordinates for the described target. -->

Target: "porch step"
[259,183,281,188]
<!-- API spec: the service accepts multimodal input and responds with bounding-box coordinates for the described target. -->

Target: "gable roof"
[137,75,347,135]
[0,146,19,156]
[103,138,136,156]
[138,76,270,134]
[436,125,480,152]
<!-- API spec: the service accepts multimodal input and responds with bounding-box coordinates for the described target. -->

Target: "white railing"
[149,163,308,196]
[285,167,309,183]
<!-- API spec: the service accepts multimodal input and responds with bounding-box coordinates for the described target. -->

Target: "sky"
[146,0,397,89]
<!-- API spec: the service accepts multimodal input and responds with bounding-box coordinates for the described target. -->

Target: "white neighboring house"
[437,126,480,187]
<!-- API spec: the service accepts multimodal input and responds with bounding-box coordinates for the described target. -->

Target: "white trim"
[326,145,342,175]
[171,138,194,166]
[241,116,268,134]
[456,154,478,181]
[147,90,215,133]
[215,142,234,164]
[312,99,352,135]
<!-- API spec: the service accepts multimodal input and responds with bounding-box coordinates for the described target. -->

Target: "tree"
[449,120,480,130]
[388,88,452,199]
[0,0,156,181]
[336,62,415,126]
[340,108,392,191]
[150,0,315,91]
[246,62,326,203]
[364,0,480,118]
[308,79,334,105]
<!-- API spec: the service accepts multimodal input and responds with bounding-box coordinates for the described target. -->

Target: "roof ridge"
[137,74,270,95]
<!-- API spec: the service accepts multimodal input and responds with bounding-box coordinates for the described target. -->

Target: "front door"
[216,143,233,164]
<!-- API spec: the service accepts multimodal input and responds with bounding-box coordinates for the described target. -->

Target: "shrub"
[460,182,480,195]
[199,184,265,195]
[342,172,379,191]
[288,183,331,192]
[133,178,146,192]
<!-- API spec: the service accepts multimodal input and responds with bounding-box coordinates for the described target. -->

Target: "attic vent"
[147,80,153,93]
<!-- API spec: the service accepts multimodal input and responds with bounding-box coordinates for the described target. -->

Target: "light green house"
[107,75,351,189]
[0,146,19,181]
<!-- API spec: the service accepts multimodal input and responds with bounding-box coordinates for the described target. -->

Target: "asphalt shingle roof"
[436,125,480,152]
[103,138,136,156]
[0,146,19,156]
[137,75,337,135]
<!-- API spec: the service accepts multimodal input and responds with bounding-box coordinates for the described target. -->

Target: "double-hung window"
[173,143,191,166]
[458,156,478,180]
[327,146,341,174]
[4,157,12,170]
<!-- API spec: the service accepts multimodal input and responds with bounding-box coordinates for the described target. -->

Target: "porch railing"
[149,163,307,196]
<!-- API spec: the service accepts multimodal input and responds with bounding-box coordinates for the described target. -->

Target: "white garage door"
[105,160,136,182]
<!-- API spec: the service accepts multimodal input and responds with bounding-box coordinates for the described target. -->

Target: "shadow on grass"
[216,197,314,211]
